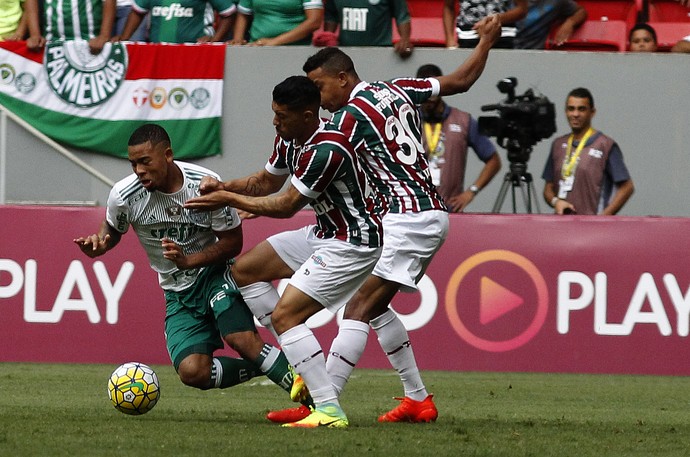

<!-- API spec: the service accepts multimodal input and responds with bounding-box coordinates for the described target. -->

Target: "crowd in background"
[1,0,688,52]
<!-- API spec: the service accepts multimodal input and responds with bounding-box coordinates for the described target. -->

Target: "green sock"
[211,356,259,389]
[255,344,314,408]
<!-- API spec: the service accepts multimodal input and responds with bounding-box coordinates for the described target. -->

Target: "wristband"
[469,184,479,195]
[550,196,560,207]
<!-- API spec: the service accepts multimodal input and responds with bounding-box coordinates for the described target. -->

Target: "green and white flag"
[0,41,225,159]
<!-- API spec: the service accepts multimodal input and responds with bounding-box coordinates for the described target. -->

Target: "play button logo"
[480,277,524,325]
[445,250,549,352]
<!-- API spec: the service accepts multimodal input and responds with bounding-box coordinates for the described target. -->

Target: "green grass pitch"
[1,363,689,456]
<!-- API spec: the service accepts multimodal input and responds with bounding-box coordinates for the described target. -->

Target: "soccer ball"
[108,362,160,415]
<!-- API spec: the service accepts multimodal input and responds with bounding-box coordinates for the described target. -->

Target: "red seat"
[647,0,690,22]
[577,0,643,29]
[546,19,628,51]
[393,17,446,47]
[647,21,690,50]
[406,0,444,18]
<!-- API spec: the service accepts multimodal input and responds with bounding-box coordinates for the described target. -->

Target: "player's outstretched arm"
[438,15,502,97]
[73,219,122,258]
[200,169,287,197]
[186,184,310,219]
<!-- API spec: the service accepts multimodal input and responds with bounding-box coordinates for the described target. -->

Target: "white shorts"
[373,210,449,293]
[267,225,382,313]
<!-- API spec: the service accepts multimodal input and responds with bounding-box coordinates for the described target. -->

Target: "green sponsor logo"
[121,381,145,392]
[45,40,128,108]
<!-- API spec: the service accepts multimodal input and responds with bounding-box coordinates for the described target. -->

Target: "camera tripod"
[491,161,542,214]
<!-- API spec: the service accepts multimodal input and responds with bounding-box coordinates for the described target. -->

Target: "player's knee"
[224,331,263,360]
[271,307,291,335]
[177,358,212,390]
[343,292,381,322]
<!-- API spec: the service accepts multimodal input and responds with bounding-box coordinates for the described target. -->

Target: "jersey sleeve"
[467,116,497,161]
[131,0,149,14]
[265,135,292,176]
[237,0,253,15]
[605,143,631,184]
[210,0,236,17]
[302,0,323,10]
[210,206,241,232]
[105,186,130,234]
[392,0,411,25]
[291,144,345,199]
[390,77,438,104]
[541,147,556,182]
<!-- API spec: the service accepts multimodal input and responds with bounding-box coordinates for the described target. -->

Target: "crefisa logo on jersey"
[45,40,128,108]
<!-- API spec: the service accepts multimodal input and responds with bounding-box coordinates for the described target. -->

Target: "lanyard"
[423,122,443,158]
[561,127,594,178]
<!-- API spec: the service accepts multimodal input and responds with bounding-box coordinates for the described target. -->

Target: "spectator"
[671,35,690,53]
[114,0,234,43]
[319,0,414,58]
[514,0,587,49]
[416,63,501,212]
[0,0,27,41]
[628,23,658,52]
[229,0,323,46]
[444,0,528,48]
[25,0,116,54]
[542,87,634,215]
[113,0,147,41]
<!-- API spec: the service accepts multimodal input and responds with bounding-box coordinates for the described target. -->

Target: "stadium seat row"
[394,0,690,52]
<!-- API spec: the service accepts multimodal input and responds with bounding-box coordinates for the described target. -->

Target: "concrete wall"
[3,46,689,216]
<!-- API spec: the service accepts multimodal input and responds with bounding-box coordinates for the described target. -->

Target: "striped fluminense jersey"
[330,78,447,214]
[106,161,240,292]
[265,121,383,248]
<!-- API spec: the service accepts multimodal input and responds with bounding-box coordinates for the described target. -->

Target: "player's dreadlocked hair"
[128,123,172,148]
[272,76,320,112]
[302,47,357,78]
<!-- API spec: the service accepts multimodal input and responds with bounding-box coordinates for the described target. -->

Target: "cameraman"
[541,88,634,215]
[417,64,501,212]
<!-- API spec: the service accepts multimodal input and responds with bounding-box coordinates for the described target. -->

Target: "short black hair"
[416,64,443,78]
[303,47,357,77]
[128,123,171,148]
[567,87,595,110]
[272,76,321,112]
[629,22,658,44]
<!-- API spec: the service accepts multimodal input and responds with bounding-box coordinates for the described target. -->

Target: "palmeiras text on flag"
[0,41,225,159]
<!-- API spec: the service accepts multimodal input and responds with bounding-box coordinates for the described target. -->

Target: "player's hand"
[475,15,502,46]
[446,191,474,212]
[26,35,46,52]
[73,234,110,258]
[88,35,109,55]
[554,199,576,215]
[185,191,232,211]
[394,40,413,59]
[553,22,575,46]
[199,176,223,195]
[161,237,191,269]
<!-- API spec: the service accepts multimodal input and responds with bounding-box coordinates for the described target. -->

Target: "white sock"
[279,324,339,407]
[326,319,370,396]
[238,282,280,338]
[371,308,428,401]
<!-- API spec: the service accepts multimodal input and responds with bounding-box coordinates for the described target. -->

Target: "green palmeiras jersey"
[106,161,240,292]
[133,0,236,43]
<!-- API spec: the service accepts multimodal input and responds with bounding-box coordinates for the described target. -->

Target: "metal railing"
[0,103,115,205]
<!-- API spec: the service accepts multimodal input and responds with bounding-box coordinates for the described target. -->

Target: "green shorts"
[164,263,257,369]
